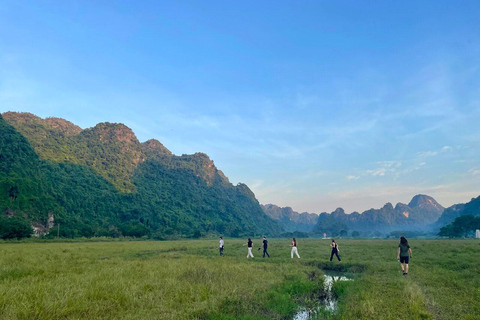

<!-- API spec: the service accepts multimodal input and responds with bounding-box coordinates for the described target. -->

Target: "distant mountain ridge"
[0,112,282,238]
[261,204,318,232]
[3,112,477,239]
[313,194,445,236]
[434,195,480,228]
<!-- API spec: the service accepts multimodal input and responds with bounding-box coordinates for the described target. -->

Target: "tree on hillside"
[438,224,455,238]
[0,215,33,239]
[351,231,360,238]
[438,215,480,238]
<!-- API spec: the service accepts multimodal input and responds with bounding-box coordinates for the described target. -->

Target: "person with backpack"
[330,239,341,261]
[397,236,412,278]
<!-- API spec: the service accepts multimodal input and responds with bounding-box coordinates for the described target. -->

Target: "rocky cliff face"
[32,213,55,237]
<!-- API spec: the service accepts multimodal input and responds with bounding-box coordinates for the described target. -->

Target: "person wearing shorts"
[397,236,412,278]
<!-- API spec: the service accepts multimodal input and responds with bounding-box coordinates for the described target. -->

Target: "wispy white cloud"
[469,168,480,175]
[354,161,403,178]
[417,145,453,159]
[417,150,438,158]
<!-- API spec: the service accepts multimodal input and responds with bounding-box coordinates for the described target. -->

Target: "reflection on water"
[293,309,310,320]
[293,271,352,320]
[323,273,351,312]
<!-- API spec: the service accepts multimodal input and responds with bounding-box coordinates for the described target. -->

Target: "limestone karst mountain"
[261,204,319,232]
[313,195,445,236]
[0,112,282,238]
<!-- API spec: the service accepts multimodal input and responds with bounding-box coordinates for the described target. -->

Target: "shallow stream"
[293,270,352,320]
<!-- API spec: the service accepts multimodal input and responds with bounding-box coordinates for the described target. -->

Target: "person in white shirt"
[219,237,224,256]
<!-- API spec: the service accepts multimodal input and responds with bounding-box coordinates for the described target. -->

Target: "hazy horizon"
[1,1,480,213]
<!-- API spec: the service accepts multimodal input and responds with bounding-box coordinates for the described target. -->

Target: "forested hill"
[0,112,282,238]
[435,195,480,227]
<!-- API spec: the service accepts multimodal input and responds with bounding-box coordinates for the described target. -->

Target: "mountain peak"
[2,111,41,124]
[46,117,83,136]
[142,139,172,157]
[408,194,444,211]
[394,202,409,211]
[383,202,394,210]
[89,122,139,144]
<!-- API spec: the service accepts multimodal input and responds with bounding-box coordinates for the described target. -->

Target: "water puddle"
[293,270,352,320]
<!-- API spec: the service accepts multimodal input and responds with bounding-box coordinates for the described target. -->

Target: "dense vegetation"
[0,239,478,319]
[438,215,480,238]
[0,215,32,239]
[0,113,281,238]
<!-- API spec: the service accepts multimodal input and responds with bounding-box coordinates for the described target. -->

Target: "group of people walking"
[219,237,343,261]
[219,236,413,278]
[243,236,271,258]
[240,237,302,259]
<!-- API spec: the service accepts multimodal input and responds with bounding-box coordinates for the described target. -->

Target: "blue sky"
[1,1,480,213]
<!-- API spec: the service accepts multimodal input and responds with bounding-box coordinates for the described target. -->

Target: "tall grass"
[0,239,478,319]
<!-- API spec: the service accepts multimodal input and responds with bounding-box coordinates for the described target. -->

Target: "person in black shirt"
[290,238,300,259]
[243,237,254,258]
[330,239,341,261]
[261,236,270,258]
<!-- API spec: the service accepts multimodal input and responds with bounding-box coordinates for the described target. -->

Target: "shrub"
[0,215,33,239]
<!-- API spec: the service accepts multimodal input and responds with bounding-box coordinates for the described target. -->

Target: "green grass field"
[0,239,478,320]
